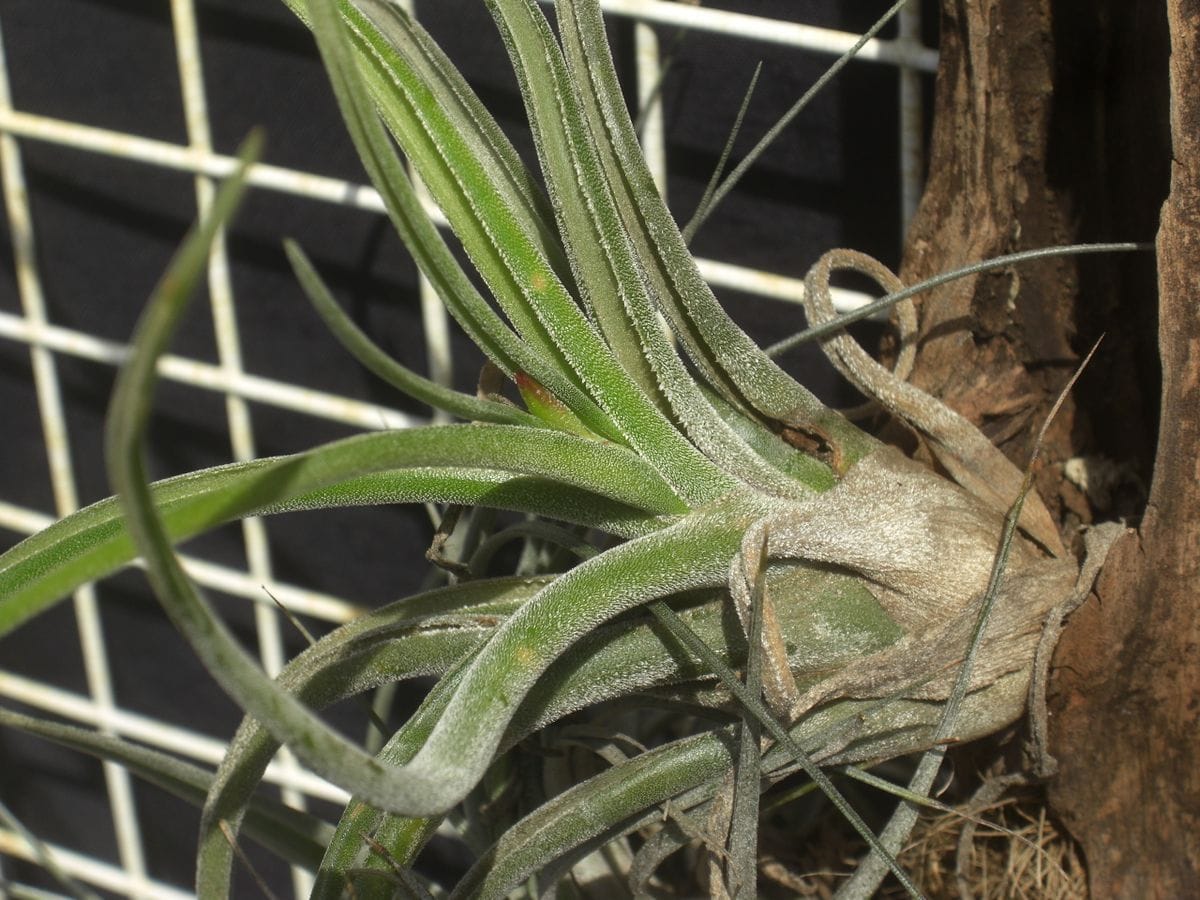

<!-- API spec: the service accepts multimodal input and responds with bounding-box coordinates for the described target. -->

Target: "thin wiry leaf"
[685,0,912,237]
[645,600,924,899]
[835,345,1100,900]
[686,61,763,245]
[765,241,1151,357]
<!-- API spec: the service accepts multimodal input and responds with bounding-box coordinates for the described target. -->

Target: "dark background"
[0,0,935,894]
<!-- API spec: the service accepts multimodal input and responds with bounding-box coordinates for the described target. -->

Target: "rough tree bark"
[900,0,1196,894]
[1048,1,1200,895]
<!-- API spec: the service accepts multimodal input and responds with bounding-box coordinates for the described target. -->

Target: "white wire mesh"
[0,1,935,896]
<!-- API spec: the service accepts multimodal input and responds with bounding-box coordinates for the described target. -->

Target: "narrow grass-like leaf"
[286,241,541,427]
[685,0,911,238]
[0,707,331,871]
[686,61,762,244]
[766,241,1153,358]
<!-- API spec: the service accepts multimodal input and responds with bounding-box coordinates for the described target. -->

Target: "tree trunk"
[1048,1,1200,895]
[901,0,1197,894]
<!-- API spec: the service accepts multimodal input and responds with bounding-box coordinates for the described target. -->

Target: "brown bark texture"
[901,0,1197,895]
[1048,0,1200,895]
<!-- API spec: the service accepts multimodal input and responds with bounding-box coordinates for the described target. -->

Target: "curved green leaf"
[291,0,626,446]
[450,729,738,899]
[94,136,699,844]
[0,423,682,637]
[199,578,548,898]
[199,557,902,895]
[0,707,332,872]
[286,241,542,427]
[308,0,734,505]
[366,509,747,816]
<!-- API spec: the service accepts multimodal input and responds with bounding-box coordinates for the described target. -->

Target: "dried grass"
[753,786,1087,899]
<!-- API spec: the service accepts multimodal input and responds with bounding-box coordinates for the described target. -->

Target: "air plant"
[0,0,1134,896]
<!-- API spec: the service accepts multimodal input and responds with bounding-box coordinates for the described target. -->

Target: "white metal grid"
[0,1,935,896]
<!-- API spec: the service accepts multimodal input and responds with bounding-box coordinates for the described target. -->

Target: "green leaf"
[0,424,682,638]
[302,0,734,505]
[554,0,874,468]
[302,668,466,900]
[449,730,738,899]
[95,127,686,832]
[199,578,547,898]
[287,241,542,427]
[105,128,442,821]
[514,371,601,439]
[198,551,903,895]
[487,0,663,404]
[489,0,813,500]
[0,707,332,871]
[291,0,627,447]
[365,508,750,817]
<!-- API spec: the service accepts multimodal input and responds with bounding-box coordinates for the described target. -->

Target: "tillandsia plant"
[0,0,1141,896]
